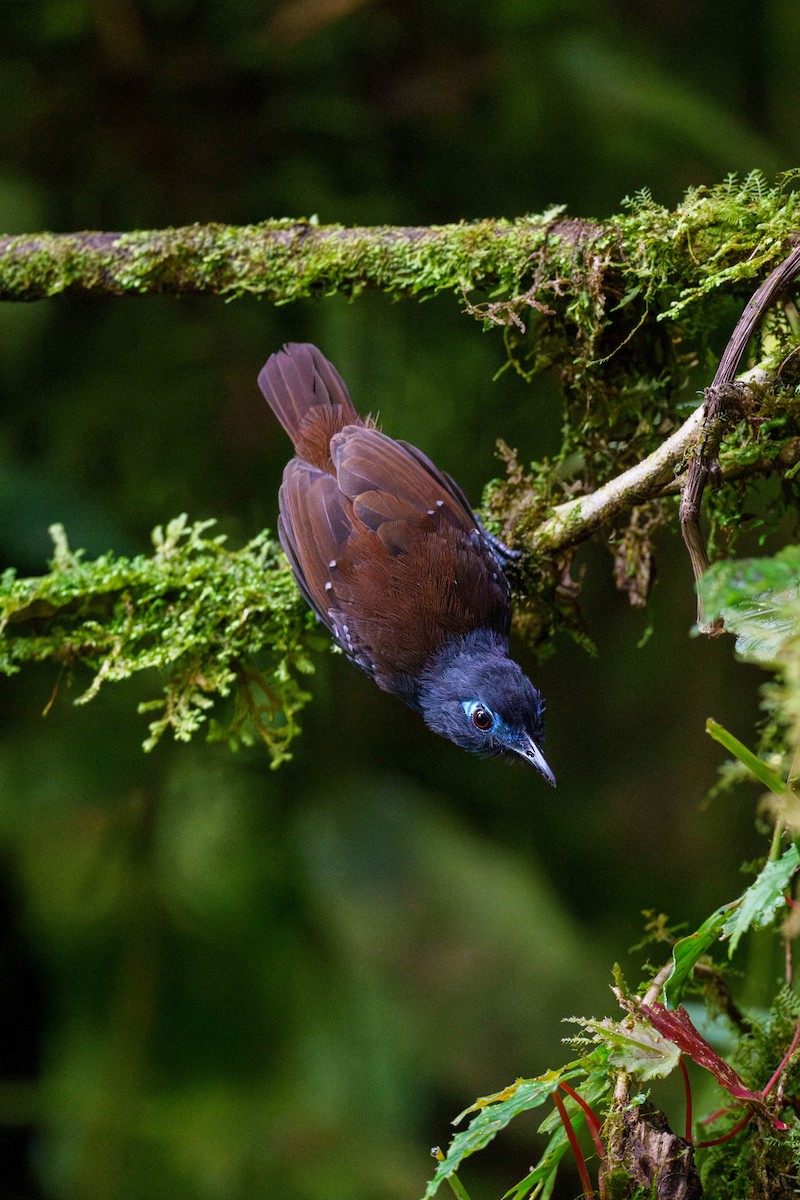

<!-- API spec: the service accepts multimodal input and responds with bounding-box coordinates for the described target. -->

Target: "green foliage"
[663,904,738,1007]
[0,515,313,764]
[424,718,800,1199]
[701,547,800,760]
[4,182,800,746]
[426,1061,610,1200]
[700,547,800,670]
[425,1069,573,1198]
[720,846,800,956]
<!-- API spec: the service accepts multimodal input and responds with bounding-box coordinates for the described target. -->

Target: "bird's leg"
[475,516,522,566]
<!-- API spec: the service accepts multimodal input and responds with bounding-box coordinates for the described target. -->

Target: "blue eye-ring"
[462,700,493,731]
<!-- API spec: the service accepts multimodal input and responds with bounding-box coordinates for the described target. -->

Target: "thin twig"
[528,364,772,557]
[679,242,800,631]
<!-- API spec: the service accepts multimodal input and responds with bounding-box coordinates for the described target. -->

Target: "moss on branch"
[0,173,797,312]
[2,172,800,754]
[0,516,313,763]
[0,211,585,303]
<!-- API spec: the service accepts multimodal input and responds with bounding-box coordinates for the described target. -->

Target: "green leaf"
[720,844,800,955]
[506,1065,610,1200]
[573,1015,680,1081]
[699,547,800,665]
[423,1067,583,1200]
[662,843,800,988]
[425,1051,613,1200]
[663,902,740,1006]
[500,1127,567,1200]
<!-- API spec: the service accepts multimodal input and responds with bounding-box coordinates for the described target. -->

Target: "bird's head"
[417,631,555,785]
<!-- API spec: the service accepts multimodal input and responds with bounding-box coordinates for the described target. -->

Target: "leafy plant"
[424,549,800,1199]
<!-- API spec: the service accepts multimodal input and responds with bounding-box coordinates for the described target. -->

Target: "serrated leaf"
[663,902,741,1006]
[574,1015,680,1081]
[505,1066,610,1200]
[699,547,800,665]
[720,844,800,955]
[639,1003,761,1103]
[453,1069,565,1125]
[423,1067,584,1200]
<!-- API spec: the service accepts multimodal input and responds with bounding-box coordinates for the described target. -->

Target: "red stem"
[558,1081,606,1161]
[678,1056,693,1143]
[762,1011,800,1099]
[552,1089,595,1199]
[695,1110,753,1148]
[700,1104,736,1126]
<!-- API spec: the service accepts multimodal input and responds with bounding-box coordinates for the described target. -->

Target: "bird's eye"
[471,705,493,731]
[461,699,495,732]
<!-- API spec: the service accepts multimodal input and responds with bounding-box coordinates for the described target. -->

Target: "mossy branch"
[527,358,800,557]
[0,213,592,302]
[2,173,800,755]
[527,372,741,555]
[0,173,797,307]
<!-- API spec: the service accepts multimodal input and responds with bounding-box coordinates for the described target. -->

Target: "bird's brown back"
[259,343,510,700]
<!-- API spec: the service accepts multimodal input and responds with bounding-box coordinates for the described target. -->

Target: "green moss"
[0,516,313,765]
[2,172,800,750]
[0,173,791,309]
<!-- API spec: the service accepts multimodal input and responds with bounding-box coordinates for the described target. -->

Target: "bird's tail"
[258,343,361,467]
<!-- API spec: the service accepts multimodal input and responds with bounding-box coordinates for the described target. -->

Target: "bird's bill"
[515,733,556,786]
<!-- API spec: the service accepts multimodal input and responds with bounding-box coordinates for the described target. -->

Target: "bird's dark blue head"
[416,630,555,785]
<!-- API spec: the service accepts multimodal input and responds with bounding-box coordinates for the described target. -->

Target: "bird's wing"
[331,426,478,543]
[278,459,383,679]
[279,427,511,697]
[331,426,511,636]
[394,439,480,524]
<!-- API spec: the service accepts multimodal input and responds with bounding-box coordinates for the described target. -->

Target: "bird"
[258,343,555,785]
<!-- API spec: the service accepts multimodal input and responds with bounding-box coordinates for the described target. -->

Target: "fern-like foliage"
[0,515,314,764]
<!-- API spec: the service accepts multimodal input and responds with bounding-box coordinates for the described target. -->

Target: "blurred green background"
[0,2,797,1198]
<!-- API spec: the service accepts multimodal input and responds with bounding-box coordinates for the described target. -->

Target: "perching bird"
[258,343,554,784]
